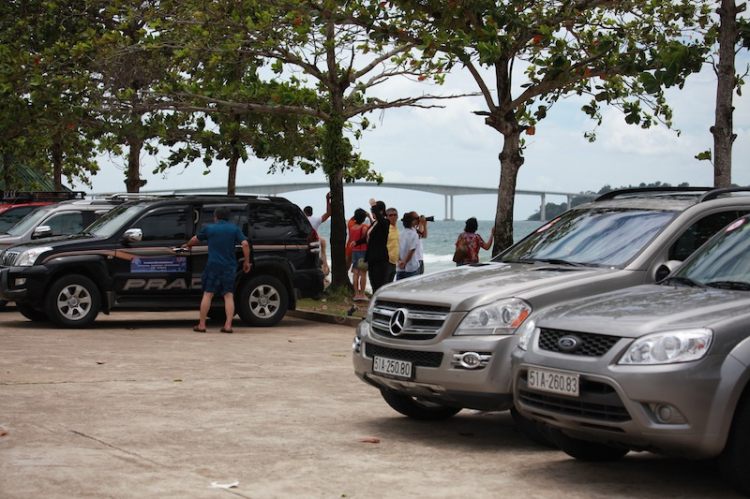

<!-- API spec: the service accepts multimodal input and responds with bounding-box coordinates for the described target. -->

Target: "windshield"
[85,204,144,238]
[673,217,750,289]
[5,208,51,236]
[498,208,676,268]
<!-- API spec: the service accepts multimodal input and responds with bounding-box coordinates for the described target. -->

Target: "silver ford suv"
[351,187,750,438]
[511,213,750,496]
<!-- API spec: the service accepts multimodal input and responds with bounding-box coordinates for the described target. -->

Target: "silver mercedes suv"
[351,187,750,440]
[511,213,750,496]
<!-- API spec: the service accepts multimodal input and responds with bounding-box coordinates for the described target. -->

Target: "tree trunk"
[489,58,525,255]
[51,133,64,191]
[493,129,524,255]
[712,0,742,188]
[125,138,145,193]
[226,115,242,195]
[328,169,351,290]
[227,144,239,195]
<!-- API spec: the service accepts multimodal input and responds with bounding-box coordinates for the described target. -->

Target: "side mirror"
[656,260,682,282]
[32,225,53,239]
[123,228,143,243]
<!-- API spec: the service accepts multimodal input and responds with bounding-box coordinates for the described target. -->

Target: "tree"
[145,0,465,290]
[381,0,710,252]
[703,0,749,187]
[0,0,102,190]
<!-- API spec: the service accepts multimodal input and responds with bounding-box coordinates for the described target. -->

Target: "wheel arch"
[46,258,111,311]
[237,263,296,309]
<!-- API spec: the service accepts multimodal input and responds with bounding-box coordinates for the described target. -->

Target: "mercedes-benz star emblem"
[389,309,409,336]
[557,335,582,353]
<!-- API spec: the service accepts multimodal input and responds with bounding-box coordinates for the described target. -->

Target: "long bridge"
[156,182,595,221]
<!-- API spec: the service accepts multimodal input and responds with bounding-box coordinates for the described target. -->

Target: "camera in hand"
[425,216,435,222]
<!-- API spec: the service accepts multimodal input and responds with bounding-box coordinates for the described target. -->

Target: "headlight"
[618,329,713,365]
[517,320,537,351]
[454,298,531,336]
[16,246,53,267]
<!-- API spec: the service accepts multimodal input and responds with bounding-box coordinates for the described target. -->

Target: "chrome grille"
[0,250,19,266]
[539,328,620,357]
[371,300,450,340]
[365,343,443,368]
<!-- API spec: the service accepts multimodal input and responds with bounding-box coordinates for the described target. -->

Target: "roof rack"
[698,187,750,202]
[103,193,177,200]
[595,187,712,202]
[0,190,86,203]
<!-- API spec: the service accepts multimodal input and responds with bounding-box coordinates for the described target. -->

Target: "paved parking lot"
[0,307,740,498]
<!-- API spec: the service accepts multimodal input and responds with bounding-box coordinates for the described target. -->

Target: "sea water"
[316,220,542,275]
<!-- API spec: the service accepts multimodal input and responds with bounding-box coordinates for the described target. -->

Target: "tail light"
[308,229,320,253]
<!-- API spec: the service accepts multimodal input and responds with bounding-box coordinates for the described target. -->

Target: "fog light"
[649,403,687,424]
[460,352,482,369]
[15,278,26,286]
[351,336,362,355]
[657,405,672,421]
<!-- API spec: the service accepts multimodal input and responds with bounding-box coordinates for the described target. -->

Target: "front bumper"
[352,320,518,411]
[512,347,743,458]
[0,267,30,300]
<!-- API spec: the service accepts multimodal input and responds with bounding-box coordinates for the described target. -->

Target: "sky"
[75,50,750,222]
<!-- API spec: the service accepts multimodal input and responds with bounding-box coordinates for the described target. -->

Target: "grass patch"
[296,287,369,319]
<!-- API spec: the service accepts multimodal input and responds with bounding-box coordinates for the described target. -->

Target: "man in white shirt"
[397,212,420,280]
[304,192,332,276]
[304,192,331,231]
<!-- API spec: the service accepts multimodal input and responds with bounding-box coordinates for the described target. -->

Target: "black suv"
[0,194,324,328]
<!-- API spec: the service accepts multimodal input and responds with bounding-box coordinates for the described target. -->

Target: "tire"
[380,389,462,421]
[237,275,288,327]
[45,275,101,328]
[719,394,750,495]
[0,299,8,310]
[547,428,629,462]
[16,302,49,322]
[510,407,556,448]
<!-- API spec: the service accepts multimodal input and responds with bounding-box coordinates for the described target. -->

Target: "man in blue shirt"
[183,207,251,333]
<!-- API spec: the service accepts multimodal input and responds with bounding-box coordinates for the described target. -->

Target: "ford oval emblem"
[558,335,582,353]
[389,309,408,336]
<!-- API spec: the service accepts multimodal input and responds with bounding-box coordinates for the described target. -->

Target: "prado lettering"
[123,278,202,291]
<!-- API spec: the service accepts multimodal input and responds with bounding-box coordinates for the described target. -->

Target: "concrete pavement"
[0,308,739,498]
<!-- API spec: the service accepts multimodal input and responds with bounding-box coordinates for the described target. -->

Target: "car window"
[668,210,749,261]
[88,205,146,238]
[6,208,51,236]
[0,206,39,232]
[45,212,84,235]
[499,208,676,268]
[135,209,189,242]
[197,205,249,235]
[248,204,308,240]
[676,218,750,285]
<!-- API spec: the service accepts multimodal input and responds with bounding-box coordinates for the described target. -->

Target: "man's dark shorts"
[202,268,236,295]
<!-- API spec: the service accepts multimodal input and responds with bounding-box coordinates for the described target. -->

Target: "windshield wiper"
[501,257,588,267]
[704,281,750,291]
[662,276,705,288]
[534,258,587,267]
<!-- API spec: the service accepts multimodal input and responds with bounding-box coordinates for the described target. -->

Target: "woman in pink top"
[349,208,370,300]
[455,217,494,265]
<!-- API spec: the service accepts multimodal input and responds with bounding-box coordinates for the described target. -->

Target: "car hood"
[536,284,750,338]
[1,233,97,254]
[374,262,616,311]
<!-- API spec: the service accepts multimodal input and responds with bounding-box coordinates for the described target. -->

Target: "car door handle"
[173,247,189,254]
